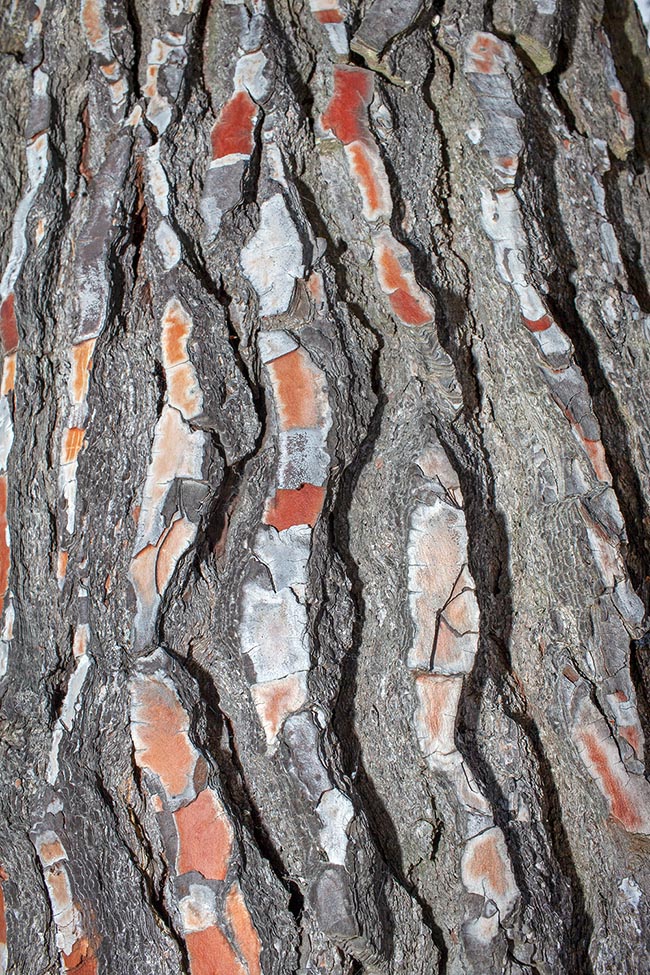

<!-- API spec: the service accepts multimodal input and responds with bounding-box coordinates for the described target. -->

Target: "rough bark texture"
[1,0,650,973]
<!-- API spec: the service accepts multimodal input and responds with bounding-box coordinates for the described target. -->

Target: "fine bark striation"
[1,0,650,973]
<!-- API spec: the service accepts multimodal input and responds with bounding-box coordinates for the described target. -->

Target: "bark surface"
[1,0,650,973]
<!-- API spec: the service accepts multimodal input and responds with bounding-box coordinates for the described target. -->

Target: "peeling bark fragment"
[373,231,434,326]
[406,443,519,957]
[174,790,233,881]
[225,883,262,975]
[129,651,265,975]
[492,0,561,73]
[241,195,304,317]
[461,827,519,919]
[350,0,424,74]
[33,830,98,974]
[309,0,349,54]
[130,672,200,801]
[568,685,650,834]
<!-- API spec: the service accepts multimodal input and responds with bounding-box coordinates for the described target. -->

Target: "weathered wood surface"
[1,0,650,972]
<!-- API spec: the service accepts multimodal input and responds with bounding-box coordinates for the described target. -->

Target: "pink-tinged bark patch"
[610,88,634,144]
[166,362,203,420]
[80,0,106,50]
[461,827,518,916]
[250,673,308,744]
[155,516,196,595]
[186,927,246,975]
[264,484,325,531]
[321,65,373,145]
[129,543,158,618]
[576,723,650,833]
[582,438,611,484]
[522,313,552,332]
[1,354,16,396]
[0,296,18,354]
[267,349,329,431]
[414,674,462,764]
[226,883,262,975]
[211,91,257,160]
[131,677,198,799]
[62,937,98,975]
[315,8,343,22]
[344,141,392,221]
[174,790,233,881]
[69,340,95,405]
[466,33,508,75]
[389,289,433,326]
[0,476,9,613]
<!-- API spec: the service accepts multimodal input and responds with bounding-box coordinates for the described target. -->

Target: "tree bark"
[1,0,650,972]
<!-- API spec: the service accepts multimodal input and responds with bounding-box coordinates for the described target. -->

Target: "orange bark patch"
[315,8,343,21]
[1,353,16,396]
[522,314,552,332]
[321,65,373,145]
[389,289,432,326]
[186,926,245,975]
[582,438,611,484]
[38,838,67,865]
[251,674,308,743]
[81,0,104,48]
[161,300,191,367]
[70,339,95,405]
[0,475,9,603]
[377,241,408,292]
[155,516,196,595]
[345,142,391,220]
[57,550,69,582]
[0,295,18,354]
[62,937,98,975]
[62,427,86,465]
[267,349,324,430]
[264,484,325,531]
[166,362,203,419]
[211,91,257,159]
[226,884,262,975]
[463,830,508,899]
[580,728,646,832]
[131,677,197,798]
[468,33,505,75]
[174,790,232,881]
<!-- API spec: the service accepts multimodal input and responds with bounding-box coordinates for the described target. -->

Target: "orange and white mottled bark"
[130,299,206,648]
[129,651,262,975]
[407,443,519,945]
[33,830,98,975]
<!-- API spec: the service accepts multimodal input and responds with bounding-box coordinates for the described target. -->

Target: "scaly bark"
[1,1,650,973]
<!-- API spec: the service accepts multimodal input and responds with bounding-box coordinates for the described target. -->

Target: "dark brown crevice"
[95,771,191,974]
[601,153,650,314]
[602,0,650,160]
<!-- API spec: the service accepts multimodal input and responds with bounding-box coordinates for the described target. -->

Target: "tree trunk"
[1,0,650,972]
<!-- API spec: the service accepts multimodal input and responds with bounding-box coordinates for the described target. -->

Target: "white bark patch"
[316,788,354,864]
[241,194,304,316]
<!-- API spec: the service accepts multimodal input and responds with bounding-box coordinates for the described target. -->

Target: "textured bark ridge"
[1,0,650,972]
